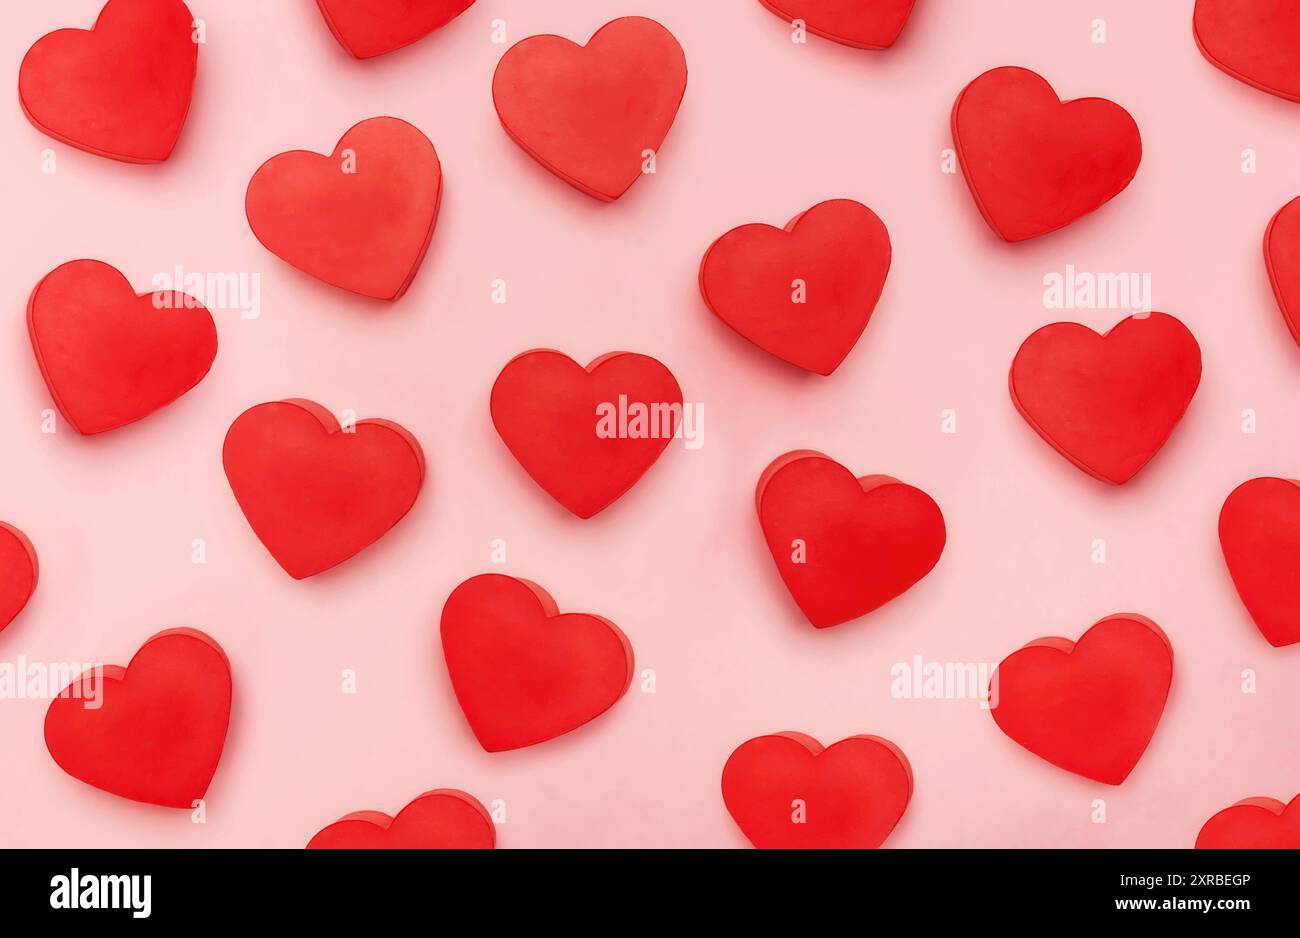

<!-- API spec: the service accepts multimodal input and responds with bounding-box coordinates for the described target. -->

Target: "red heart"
[756,0,916,49]
[1194,0,1300,102]
[307,789,496,849]
[490,350,683,518]
[1196,795,1300,848]
[952,67,1141,242]
[990,615,1173,785]
[0,523,38,634]
[315,0,476,59]
[28,259,217,435]
[1009,313,1201,484]
[721,733,912,848]
[1219,477,1300,647]
[245,117,442,300]
[700,200,891,375]
[1264,195,1300,347]
[223,399,425,579]
[757,451,945,628]
[492,17,687,201]
[19,0,197,163]
[441,574,634,752]
[44,629,232,809]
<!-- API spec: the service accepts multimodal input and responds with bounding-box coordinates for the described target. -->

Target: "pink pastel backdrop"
[1,0,1298,849]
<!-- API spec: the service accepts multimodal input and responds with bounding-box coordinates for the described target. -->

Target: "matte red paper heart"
[1009,313,1201,484]
[1194,0,1300,102]
[1264,195,1300,347]
[722,733,912,848]
[757,451,944,628]
[44,629,231,808]
[1196,794,1300,848]
[990,615,1173,785]
[490,350,683,518]
[307,789,495,849]
[757,0,916,49]
[245,117,442,300]
[223,399,425,579]
[1219,477,1300,647]
[952,66,1141,242]
[19,0,197,163]
[315,0,476,59]
[700,199,891,375]
[28,259,217,435]
[492,16,687,201]
[0,523,38,634]
[441,574,634,752]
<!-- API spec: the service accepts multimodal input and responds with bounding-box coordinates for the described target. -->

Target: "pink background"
[1,0,1298,848]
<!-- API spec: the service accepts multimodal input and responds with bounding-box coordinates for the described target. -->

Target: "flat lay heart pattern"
[3,0,1297,851]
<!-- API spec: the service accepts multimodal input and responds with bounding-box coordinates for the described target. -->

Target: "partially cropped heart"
[1264,195,1300,347]
[1196,794,1300,848]
[700,199,891,375]
[0,523,38,634]
[245,117,442,300]
[222,399,425,579]
[1219,477,1300,647]
[756,451,945,628]
[1009,313,1201,484]
[19,0,197,163]
[952,66,1141,241]
[44,629,232,808]
[440,574,634,751]
[989,615,1173,785]
[1194,0,1300,102]
[307,789,496,848]
[28,259,217,435]
[722,732,912,848]
[492,16,687,201]
[315,0,476,59]
[490,349,683,518]
[756,0,917,49]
